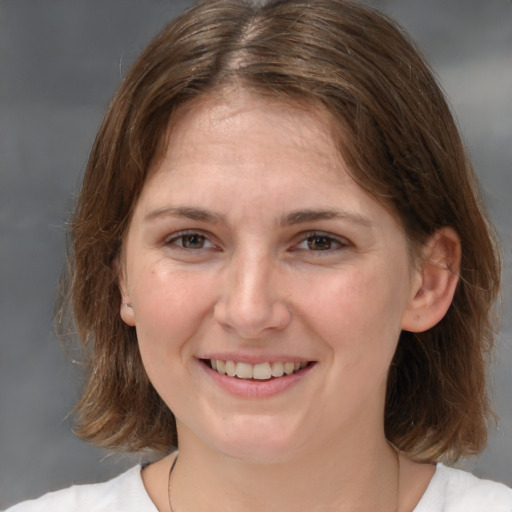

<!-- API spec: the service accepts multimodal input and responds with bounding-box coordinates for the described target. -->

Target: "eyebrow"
[144,206,226,224]
[280,208,373,228]
[144,206,373,229]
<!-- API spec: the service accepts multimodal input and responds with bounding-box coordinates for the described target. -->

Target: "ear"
[401,227,461,333]
[117,259,136,327]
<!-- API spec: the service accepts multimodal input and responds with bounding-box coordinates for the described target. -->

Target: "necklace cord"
[167,455,179,512]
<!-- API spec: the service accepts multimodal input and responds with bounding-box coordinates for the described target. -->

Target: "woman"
[7,0,511,510]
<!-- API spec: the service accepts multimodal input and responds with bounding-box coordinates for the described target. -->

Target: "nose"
[213,252,292,339]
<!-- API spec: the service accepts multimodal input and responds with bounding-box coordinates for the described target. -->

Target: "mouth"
[201,359,311,380]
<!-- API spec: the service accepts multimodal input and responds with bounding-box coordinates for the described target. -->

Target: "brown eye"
[180,233,207,249]
[168,232,213,250]
[306,235,335,251]
[292,232,347,253]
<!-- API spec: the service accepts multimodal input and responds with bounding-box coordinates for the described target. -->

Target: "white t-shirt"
[5,463,512,511]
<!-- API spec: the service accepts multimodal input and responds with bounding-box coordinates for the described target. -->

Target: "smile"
[205,360,309,380]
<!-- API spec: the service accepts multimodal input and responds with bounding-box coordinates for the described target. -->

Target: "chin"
[205,420,310,465]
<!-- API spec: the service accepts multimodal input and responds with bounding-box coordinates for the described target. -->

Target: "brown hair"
[62,0,501,462]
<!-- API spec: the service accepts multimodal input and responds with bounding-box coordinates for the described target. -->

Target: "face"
[120,91,422,463]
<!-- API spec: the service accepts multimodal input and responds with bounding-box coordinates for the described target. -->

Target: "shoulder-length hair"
[62,0,501,463]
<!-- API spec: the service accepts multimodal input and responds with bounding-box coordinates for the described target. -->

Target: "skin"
[119,90,459,511]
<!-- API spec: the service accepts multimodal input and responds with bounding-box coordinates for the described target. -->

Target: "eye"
[293,232,348,252]
[166,231,214,250]
[306,234,336,251]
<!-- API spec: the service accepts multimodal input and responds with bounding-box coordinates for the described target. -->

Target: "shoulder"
[4,466,157,512]
[415,463,512,512]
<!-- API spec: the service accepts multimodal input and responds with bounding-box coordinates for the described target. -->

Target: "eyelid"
[164,229,217,249]
[162,229,350,251]
[291,230,351,251]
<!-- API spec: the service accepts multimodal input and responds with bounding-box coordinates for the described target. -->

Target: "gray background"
[1,0,511,508]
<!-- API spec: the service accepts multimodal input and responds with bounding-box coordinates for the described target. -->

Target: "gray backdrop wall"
[1,0,511,508]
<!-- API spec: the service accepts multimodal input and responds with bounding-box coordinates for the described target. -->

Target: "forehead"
[143,96,348,214]
[143,89,402,224]
[152,89,347,183]
[135,90,405,237]
[159,94,343,194]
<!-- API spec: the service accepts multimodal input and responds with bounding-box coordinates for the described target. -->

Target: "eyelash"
[292,231,349,252]
[165,230,216,250]
[165,230,349,253]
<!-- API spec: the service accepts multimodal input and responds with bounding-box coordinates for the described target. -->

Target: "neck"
[167,430,399,512]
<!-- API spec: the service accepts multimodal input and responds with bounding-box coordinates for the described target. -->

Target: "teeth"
[253,363,272,380]
[225,360,236,377]
[271,362,284,377]
[284,362,295,375]
[208,359,308,380]
[235,362,253,379]
[216,360,226,375]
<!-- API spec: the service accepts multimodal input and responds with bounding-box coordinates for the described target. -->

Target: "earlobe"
[118,263,136,327]
[120,300,136,327]
[402,227,461,333]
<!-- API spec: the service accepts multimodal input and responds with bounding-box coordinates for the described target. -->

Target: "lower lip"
[199,361,315,398]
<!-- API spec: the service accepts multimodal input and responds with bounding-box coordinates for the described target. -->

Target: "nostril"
[213,298,292,340]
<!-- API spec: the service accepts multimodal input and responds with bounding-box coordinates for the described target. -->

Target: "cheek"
[130,266,216,367]
[299,263,408,354]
